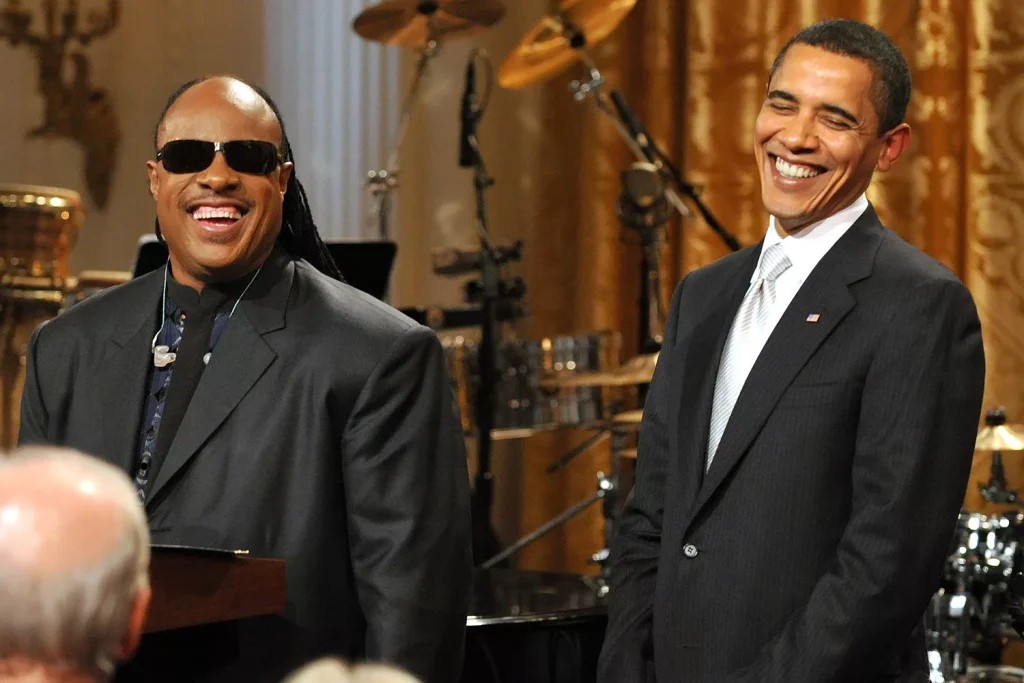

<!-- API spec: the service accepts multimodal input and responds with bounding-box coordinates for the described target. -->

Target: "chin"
[762,192,810,221]
[190,245,242,273]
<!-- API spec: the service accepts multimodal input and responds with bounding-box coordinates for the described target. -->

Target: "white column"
[263,0,400,240]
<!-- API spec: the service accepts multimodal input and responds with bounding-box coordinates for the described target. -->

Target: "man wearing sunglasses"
[17,76,473,683]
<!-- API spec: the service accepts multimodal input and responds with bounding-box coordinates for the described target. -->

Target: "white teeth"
[775,157,823,179]
[191,206,242,221]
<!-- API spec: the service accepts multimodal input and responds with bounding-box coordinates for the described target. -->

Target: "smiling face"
[146,77,294,290]
[754,43,910,235]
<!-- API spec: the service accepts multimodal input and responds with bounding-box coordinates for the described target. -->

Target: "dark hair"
[153,76,344,281]
[768,18,912,135]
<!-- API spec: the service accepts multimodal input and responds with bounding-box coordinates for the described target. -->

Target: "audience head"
[0,447,151,681]
[283,659,420,683]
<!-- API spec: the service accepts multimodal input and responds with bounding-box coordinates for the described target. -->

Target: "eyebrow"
[767,89,860,126]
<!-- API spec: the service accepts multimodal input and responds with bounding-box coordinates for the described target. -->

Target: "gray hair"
[284,659,421,683]
[0,447,150,678]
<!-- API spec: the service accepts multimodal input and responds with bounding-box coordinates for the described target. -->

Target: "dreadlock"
[153,76,344,281]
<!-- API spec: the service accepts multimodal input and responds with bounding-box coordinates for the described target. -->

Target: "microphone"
[459,57,478,168]
[610,90,655,162]
[617,162,671,230]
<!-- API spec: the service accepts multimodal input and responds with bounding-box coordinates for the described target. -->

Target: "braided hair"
[153,76,344,281]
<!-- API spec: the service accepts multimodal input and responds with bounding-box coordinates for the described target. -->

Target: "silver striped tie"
[706,243,792,471]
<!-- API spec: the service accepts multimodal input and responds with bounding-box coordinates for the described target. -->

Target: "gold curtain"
[515,0,1024,573]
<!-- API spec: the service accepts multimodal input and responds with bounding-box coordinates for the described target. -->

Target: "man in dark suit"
[597,19,986,683]
[18,76,472,683]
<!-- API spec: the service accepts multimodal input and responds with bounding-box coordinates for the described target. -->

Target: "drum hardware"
[431,241,523,276]
[483,406,641,574]
[352,0,507,240]
[978,408,1024,506]
[928,507,1024,682]
[545,429,611,474]
[927,589,983,681]
[364,40,434,241]
[546,407,640,475]
[442,330,620,440]
[497,2,742,254]
[481,469,617,571]
[540,351,657,389]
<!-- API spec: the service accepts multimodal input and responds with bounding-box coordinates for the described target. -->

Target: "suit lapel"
[146,252,293,506]
[689,207,885,517]
[675,248,760,509]
[98,273,162,473]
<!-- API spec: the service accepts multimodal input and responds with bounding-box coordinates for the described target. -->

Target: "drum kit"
[348,0,743,573]
[926,408,1024,682]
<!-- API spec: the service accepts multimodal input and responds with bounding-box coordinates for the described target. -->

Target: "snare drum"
[443,330,621,439]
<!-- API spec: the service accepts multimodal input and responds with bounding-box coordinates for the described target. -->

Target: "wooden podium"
[116,545,287,682]
[145,544,286,633]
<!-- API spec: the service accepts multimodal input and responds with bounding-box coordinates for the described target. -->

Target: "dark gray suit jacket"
[597,206,986,682]
[19,247,473,683]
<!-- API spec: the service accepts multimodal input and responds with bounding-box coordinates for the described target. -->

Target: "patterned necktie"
[706,242,792,471]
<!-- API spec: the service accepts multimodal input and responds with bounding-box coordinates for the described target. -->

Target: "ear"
[876,123,911,172]
[116,583,152,662]
[278,162,294,196]
[146,161,160,201]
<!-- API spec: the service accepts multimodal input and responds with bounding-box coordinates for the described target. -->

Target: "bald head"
[284,658,422,683]
[0,447,144,578]
[155,76,282,150]
[0,448,150,680]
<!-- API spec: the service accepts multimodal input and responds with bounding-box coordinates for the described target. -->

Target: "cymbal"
[543,352,658,389]
[977,424,1024,452]
[498,0,638,89]
[353,0,506,48]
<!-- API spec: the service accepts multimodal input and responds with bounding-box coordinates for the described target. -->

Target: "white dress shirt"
[720,194,869,400]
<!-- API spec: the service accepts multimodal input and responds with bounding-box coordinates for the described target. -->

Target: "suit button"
[683,543,699,558]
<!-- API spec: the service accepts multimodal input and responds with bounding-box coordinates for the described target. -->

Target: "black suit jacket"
[597,206,986,683]
[19,248,473,683]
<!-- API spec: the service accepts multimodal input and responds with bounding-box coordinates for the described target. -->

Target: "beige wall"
[0,0,265,274]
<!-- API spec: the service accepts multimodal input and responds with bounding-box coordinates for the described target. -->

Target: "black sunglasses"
[156,139,284,175]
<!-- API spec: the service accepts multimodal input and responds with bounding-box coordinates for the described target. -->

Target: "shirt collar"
[753,194,870,284]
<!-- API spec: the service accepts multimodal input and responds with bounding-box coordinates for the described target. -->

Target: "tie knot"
[759,243,791,283]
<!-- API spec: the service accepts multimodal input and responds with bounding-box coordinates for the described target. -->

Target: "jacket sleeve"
[341,324,473,683]
[724,278,986,682]
[597,277,687,683]
[18,322,50,446]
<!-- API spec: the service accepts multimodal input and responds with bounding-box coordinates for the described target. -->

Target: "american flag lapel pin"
[806,313,821,323]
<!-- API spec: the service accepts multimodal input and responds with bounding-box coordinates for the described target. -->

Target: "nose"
[195,150,240,191]
[779,111,819,153]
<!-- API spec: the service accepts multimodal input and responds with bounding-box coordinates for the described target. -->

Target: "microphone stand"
[464,102,503,567]
[568,56,741,253]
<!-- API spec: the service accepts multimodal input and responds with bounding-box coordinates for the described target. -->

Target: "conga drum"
[0,184,84,449]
